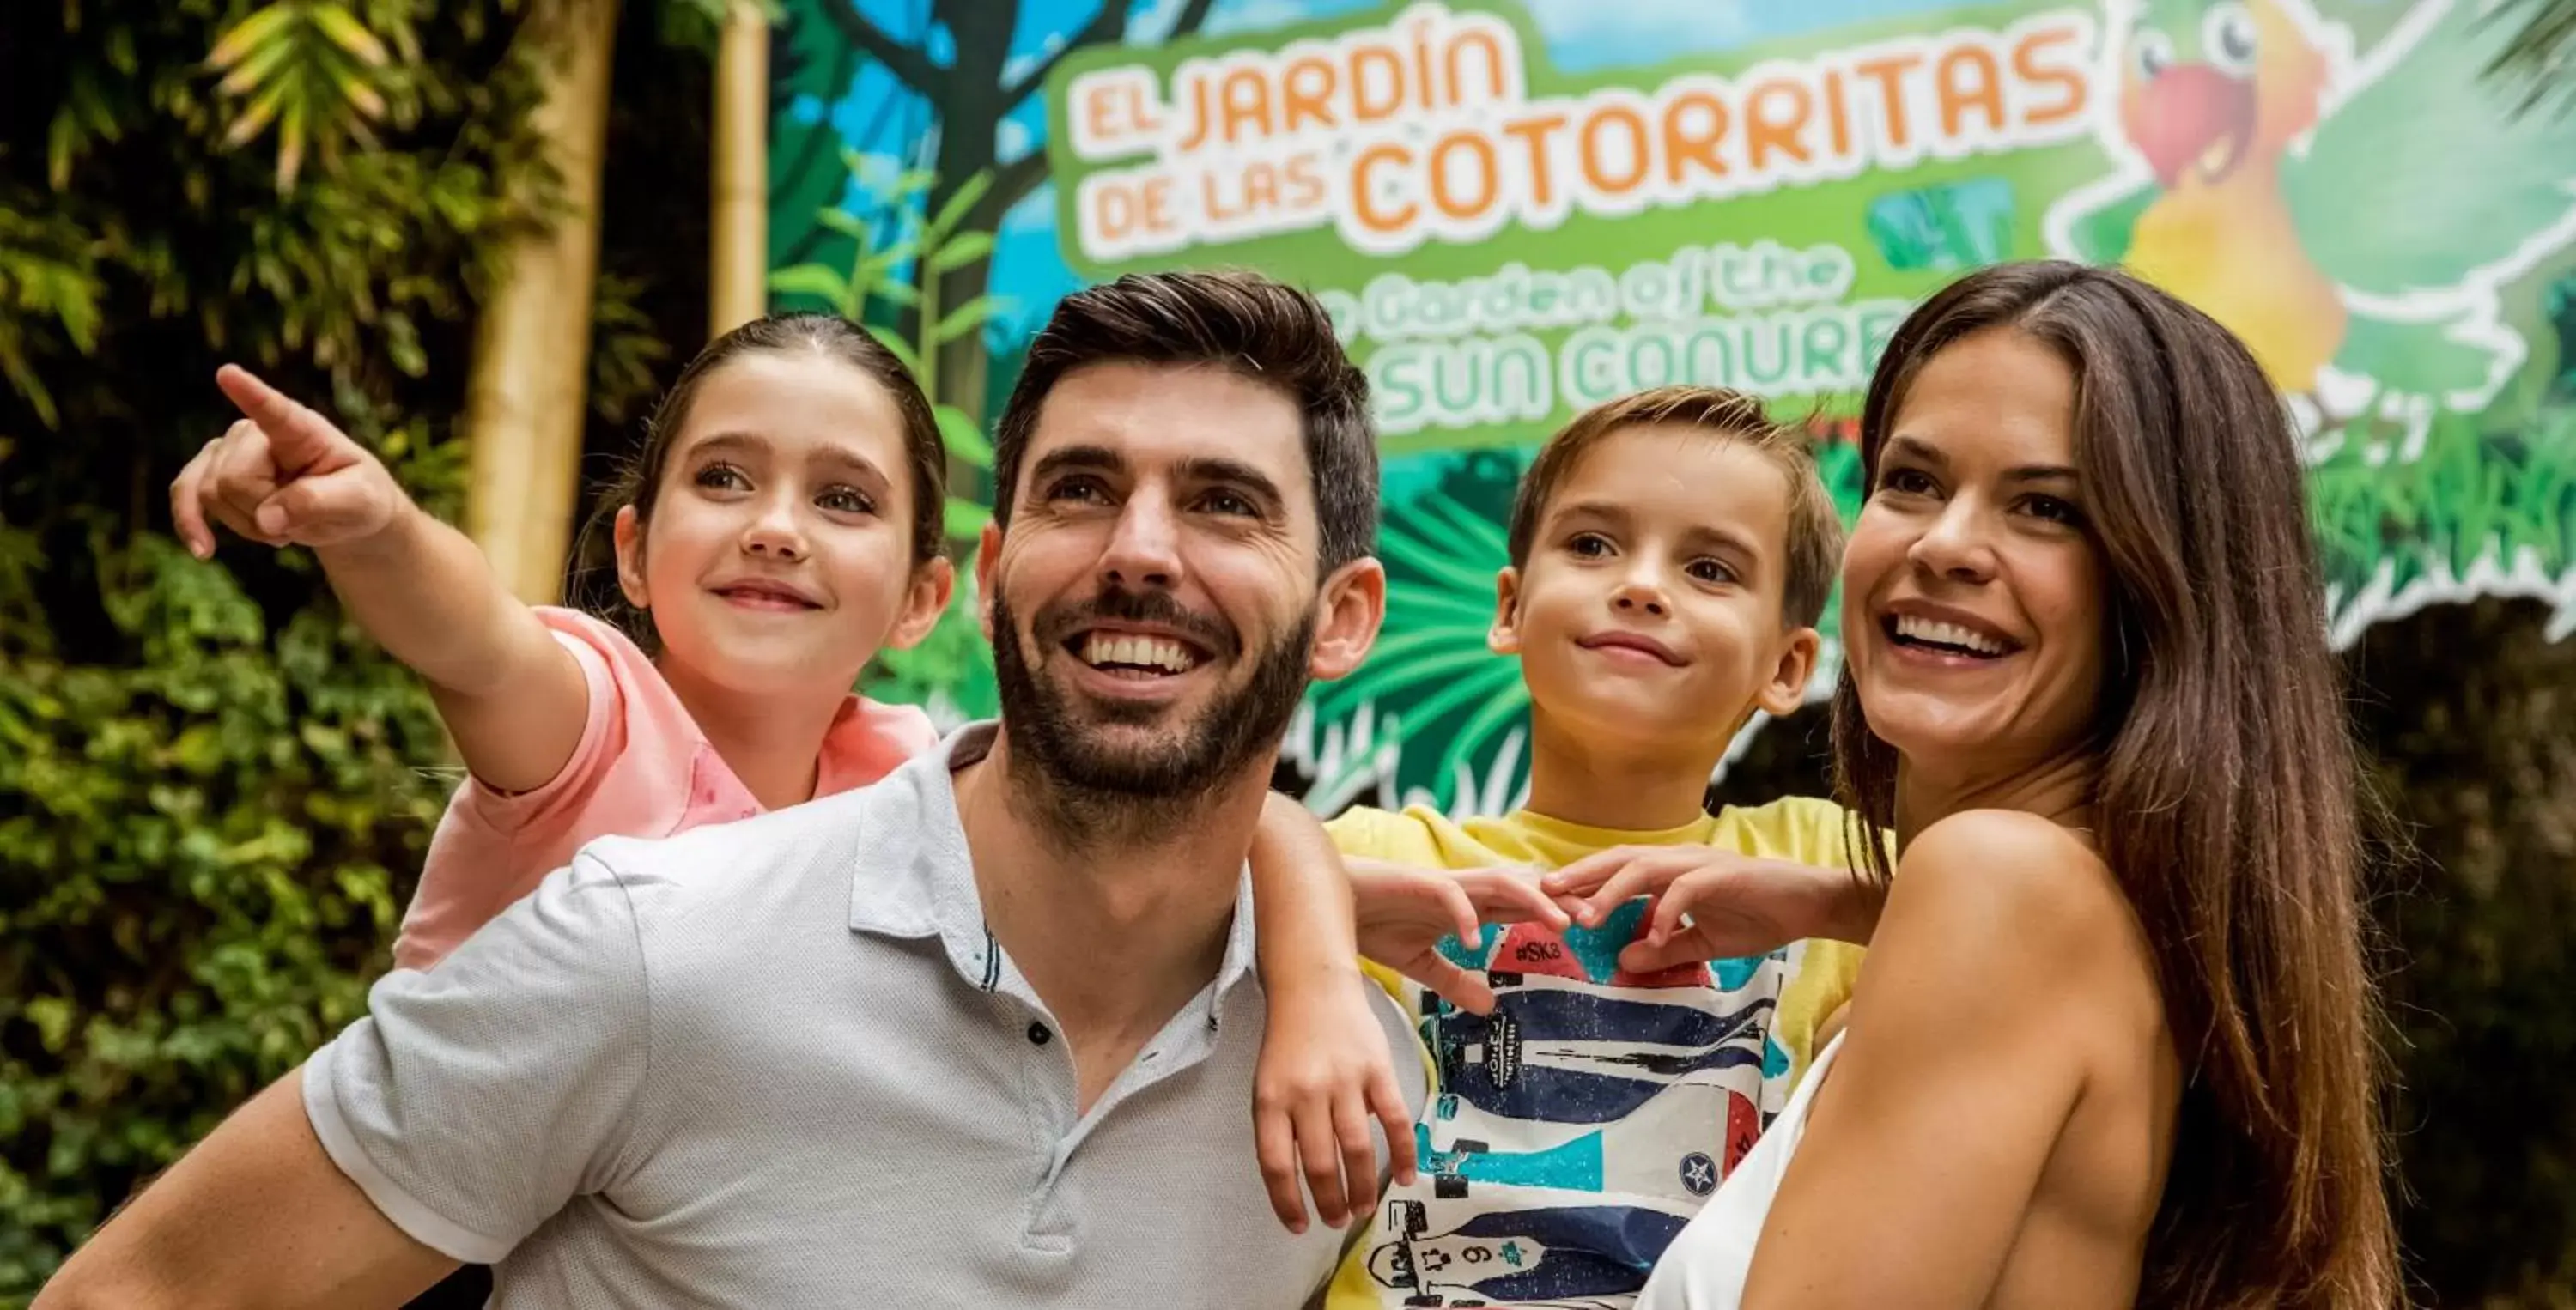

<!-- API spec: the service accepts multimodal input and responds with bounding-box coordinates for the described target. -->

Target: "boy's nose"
[1612,583,1668,617]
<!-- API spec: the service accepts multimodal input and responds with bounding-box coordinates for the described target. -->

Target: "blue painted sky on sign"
[787,0,1969,342]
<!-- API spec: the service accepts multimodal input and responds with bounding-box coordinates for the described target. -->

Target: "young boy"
[1308,386,1867,1309]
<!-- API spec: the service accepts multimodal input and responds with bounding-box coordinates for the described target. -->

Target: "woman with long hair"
[1636,260,2399,1308]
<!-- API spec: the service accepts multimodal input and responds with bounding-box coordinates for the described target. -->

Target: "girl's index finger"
[215,365,341,469]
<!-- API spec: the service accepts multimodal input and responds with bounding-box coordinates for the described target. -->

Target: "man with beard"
[38,270,1423,1310]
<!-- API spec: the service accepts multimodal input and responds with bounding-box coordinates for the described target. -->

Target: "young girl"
[171,312,1485,1234]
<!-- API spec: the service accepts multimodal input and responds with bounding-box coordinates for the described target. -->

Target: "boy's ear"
[1489,567,1524,655]
[1755,625,1823,718]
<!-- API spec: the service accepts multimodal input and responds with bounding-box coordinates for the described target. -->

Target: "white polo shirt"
[304,722,1424,1307]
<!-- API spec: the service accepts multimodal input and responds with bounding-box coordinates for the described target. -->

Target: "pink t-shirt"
[392,606,938,970]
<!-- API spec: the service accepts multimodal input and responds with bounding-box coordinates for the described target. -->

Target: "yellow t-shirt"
[1321,798,1865,1310]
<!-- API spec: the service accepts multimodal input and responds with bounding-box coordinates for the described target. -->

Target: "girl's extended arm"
[174,366,587,791]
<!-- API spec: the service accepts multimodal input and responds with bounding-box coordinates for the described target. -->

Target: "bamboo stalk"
[463,0,622,605]
[709,0,769,337]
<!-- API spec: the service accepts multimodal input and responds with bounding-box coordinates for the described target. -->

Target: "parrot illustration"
[2048,0,2576,417]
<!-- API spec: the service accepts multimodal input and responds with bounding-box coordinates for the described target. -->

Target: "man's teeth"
[1894,615,2008,656]
[1080,633,1200,673]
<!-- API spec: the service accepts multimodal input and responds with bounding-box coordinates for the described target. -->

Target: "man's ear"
[1755,625,1822,718]
[974,520,1002,643]
[1489,567,1524,655]
[1308,556,1388,682]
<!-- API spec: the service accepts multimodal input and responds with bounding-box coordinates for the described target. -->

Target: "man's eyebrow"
[1028,445,1127,482]
[1177,456,1285,509]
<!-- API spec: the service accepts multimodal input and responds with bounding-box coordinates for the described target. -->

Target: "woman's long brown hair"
[1830,261,2399,1308]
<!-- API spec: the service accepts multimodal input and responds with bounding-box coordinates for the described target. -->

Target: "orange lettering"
[1281,56,1337,133]
[1082,82,1124,146]
[1285,152,1327,209]
[1852,52,1922,151]
[1429,130,1499,221]
[1142,175,1176,232]
[1580,105,1651,195]
[1661,91,1729,185]
[1746,78,1814,172]
[1352,143,1418,233]
[1503,112,1569,209]
[1218,68,1275,145]
[2013,26,2089,128]
[1936,45,2007,138]
[1820,68,1853,158]
[1445,30,1513,105]
[1352,45,1407,123]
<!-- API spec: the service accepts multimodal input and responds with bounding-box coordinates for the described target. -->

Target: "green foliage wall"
[0,3,708,1297]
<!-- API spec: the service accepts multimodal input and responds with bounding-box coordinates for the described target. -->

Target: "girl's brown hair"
[580,312,947,643]
[1831,260,2398,1308]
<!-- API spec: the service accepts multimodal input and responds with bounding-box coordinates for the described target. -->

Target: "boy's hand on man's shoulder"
[1542,848,1882,973]
[1347,860,1572,1016]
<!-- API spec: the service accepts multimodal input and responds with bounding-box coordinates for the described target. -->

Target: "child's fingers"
[1407,955,1498,1016]
[253,466,381,543]
[1435,876,1482,945]
[1255,1101,1310,1233]
[1334,1086,1381,1224]
[216,364,343,470]
[1617,931,1709,976]
[1295,1100,1352,1231]
[1366,1064,1419,1187]
[1576,852,1694,925]
[170,440,222,558]
[1539,847,1624,897]
[1462,871,1572,931]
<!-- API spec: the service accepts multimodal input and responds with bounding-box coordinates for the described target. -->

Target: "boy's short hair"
[1505,386,1844,629]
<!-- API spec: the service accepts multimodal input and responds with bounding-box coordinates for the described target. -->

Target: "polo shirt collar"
[848,720,1261,1008]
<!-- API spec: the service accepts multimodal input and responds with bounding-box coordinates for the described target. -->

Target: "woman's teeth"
[1893,615,2008,656]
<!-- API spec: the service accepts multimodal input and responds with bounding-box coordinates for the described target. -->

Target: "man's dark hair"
[990,270,1378,573]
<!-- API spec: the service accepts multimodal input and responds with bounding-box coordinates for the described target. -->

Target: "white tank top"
[1634,1032,1847,1309]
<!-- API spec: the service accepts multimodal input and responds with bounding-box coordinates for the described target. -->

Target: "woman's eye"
[2022,494,2084,525]
[817,487,876,515]
[1880,467,1936,496]
[694,463,750,491]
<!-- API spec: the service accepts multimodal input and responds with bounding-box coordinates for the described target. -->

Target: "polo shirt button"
[1027,1021,1052,1046]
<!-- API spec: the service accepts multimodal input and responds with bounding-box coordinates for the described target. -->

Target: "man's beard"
[990,584,1315,846]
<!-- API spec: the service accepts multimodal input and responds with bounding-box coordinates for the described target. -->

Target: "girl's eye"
[1686,558,1736,585]
[695,462,750,491]
[1879,467,1937,496]
[817,487,876,516]
[1566,532,1612,558]
[2022,494,2084,525]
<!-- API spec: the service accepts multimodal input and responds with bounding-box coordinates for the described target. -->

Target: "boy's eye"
[1686,558,1736,585]
[695,462,750,491]
[1566,532,1613,558]
[817,486,876,516]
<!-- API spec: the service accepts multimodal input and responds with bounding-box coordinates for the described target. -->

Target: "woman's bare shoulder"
[1883,810,2159,1016]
